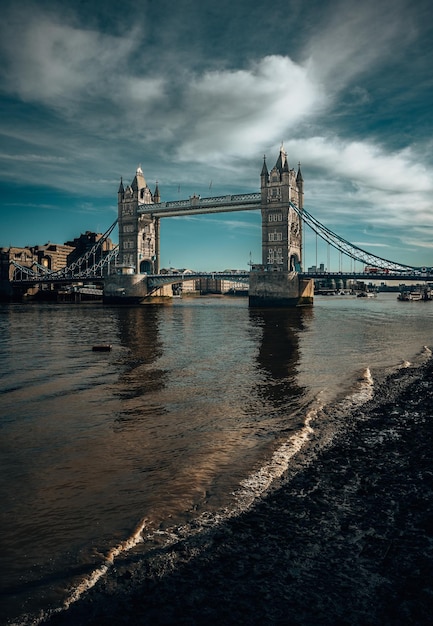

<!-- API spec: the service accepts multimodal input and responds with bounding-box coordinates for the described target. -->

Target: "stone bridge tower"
[249,146,313,306]
[260,145,304,272]
[117,166,160,274]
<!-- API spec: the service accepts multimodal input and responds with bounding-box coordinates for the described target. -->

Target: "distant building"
[160,268,197,295]
[195,276,248,295]
[31,243,75,272]
[0,247,36,282]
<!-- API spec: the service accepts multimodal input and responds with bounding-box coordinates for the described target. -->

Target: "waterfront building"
[31,243,75,272]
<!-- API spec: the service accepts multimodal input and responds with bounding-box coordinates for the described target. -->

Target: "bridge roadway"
[11,270,433,288]
[143,270,433,289]
[145,270,433,289]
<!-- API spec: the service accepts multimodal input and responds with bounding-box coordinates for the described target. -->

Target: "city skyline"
[0,0,432,271]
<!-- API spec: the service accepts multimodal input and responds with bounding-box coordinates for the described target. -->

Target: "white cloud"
[176,55,325,162]
[285,136,433,227]
[320,138,429,192]
[305,0,414,90]
[0,9,164,114]
[0,152,68,163]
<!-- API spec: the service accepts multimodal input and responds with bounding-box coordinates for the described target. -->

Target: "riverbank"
[43,357,433,626]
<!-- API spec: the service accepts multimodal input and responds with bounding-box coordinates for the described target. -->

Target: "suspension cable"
[290,202,416,272]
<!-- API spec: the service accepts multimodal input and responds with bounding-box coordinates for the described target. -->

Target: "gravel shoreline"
[45,359,433,625]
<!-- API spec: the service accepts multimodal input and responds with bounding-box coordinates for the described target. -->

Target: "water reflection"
[108,301,316,519]
[111,306,168,430]
[115,305,163,367]
[249,306,313,420]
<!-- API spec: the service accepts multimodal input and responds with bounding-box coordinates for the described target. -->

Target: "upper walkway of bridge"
[138,193,261,217]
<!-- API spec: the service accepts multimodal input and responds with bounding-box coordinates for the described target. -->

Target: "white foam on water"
[63,517,147,608]
[233,404,320,510]
[349,367,374,405]
[14,519,148,626]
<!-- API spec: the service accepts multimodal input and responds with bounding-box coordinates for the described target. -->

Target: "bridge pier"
[103,269,148,304]
[248,270,314,307]
[103,269,172,304]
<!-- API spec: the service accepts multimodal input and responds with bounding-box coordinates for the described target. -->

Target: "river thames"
[1,293,432,624]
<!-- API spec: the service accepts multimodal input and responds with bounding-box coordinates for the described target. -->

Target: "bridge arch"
[139,259,153,274]
[290,253,301,272]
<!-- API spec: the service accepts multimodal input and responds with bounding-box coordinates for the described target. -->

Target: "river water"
[1,294,432,625]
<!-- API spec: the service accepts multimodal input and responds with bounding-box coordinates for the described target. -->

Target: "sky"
[0,0,432,271]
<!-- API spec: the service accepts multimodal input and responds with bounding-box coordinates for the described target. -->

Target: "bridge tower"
[249,147,313,306]
[117,166,160,274]
[259,146,304,271]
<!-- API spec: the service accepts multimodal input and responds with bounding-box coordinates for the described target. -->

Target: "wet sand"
[44,359,433,625]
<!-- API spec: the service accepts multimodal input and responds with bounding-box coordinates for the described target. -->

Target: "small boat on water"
[357,292,376,298]
[92,345,112,352]
[397,289,431,302]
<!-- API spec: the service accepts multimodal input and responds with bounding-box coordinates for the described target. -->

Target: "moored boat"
[397,289,431,301]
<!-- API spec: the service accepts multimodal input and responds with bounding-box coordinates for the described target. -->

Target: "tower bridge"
[8,146,430,306]
[110,146,312,306]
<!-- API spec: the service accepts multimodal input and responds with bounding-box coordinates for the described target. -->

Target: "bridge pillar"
[107,166,168,302]
[249,270,313,307]
[117,166,160,275]
[103,269,173,304]
[250,146,313,306]
[103,270,148,303]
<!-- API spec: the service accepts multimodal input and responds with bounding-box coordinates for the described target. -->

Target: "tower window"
[268,213,283,222]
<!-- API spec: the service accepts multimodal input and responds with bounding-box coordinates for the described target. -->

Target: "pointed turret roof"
[275,144,287,173]
[261,156,268,177]
[131,165,146,192]
[118,176,124,193]
[296,162,303,183]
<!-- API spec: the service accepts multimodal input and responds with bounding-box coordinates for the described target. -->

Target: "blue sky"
[0,0,432,271]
